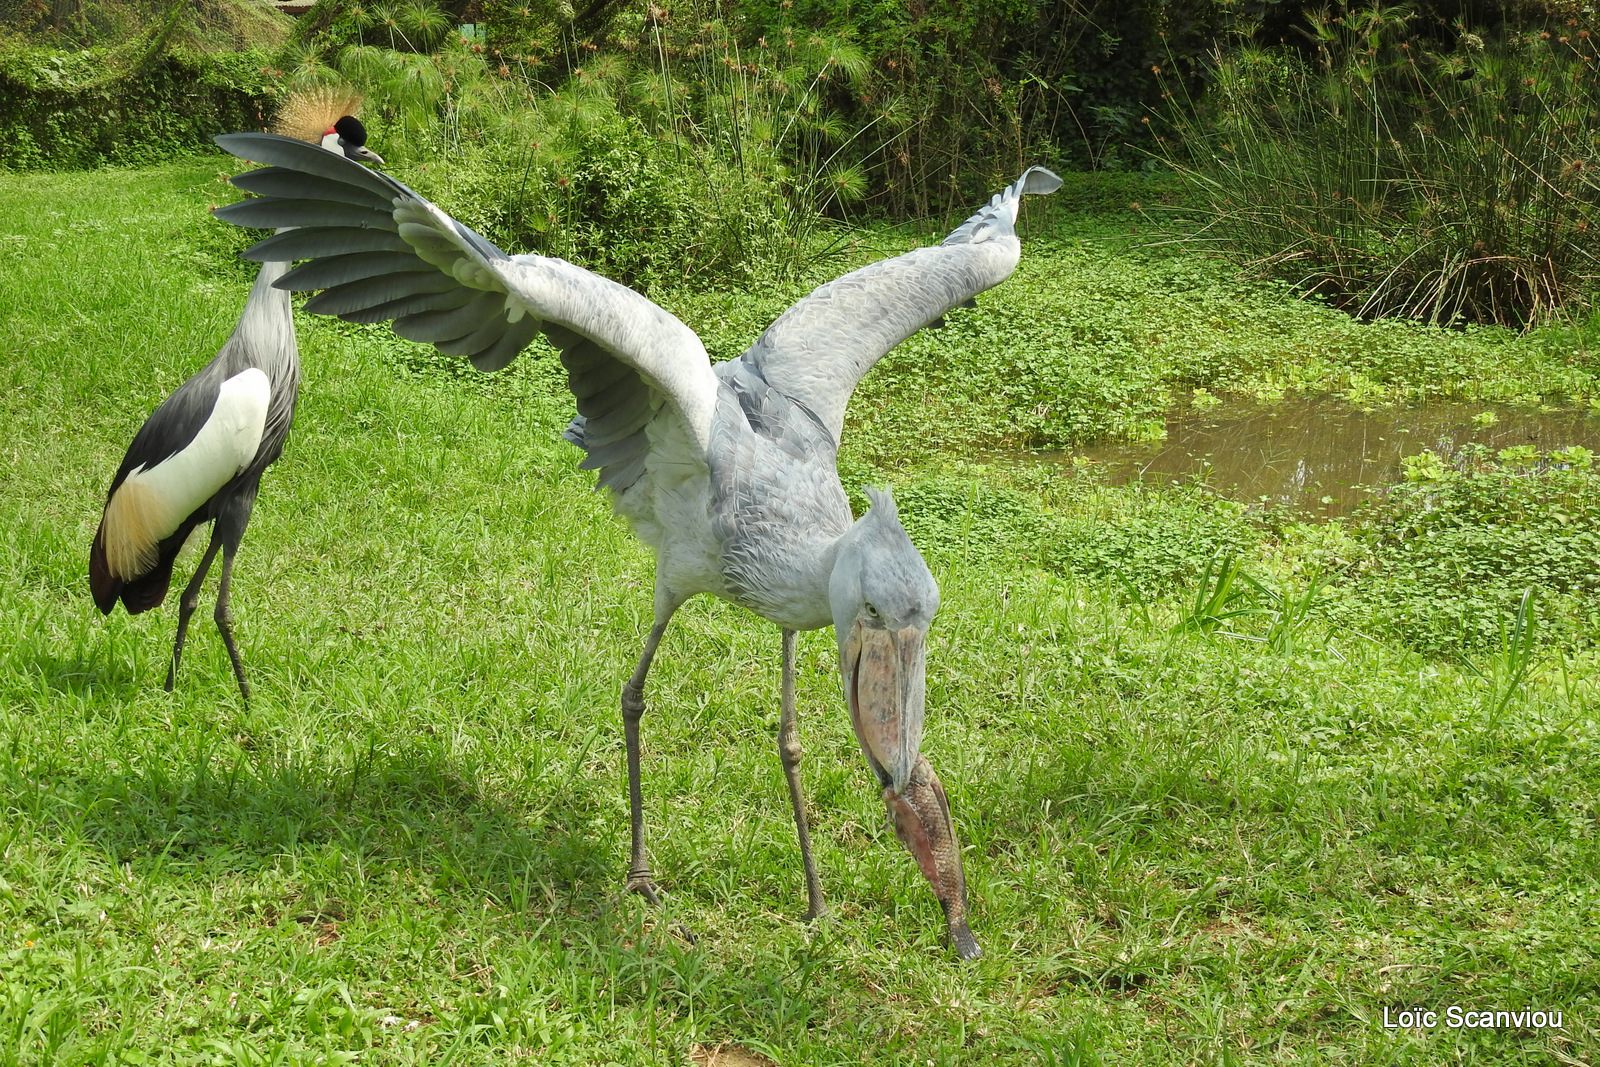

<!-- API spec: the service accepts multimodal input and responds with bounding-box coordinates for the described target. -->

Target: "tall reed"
[1156,7,1600,327]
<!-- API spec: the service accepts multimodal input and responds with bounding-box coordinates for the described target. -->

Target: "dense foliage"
[0,0,282,169]
[0,47,273,169]
[1155,6,1600,326]
[245,0,1267,284]
[281,0,1189,204]
[6,0,1600,318]
[0,0,291,49]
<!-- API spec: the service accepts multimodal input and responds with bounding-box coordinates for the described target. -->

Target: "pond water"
[1061,396,1600,518]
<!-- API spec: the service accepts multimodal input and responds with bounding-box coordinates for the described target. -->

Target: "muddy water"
[1065,396,1600,518]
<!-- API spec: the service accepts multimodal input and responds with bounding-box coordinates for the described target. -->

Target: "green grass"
[2,160,1598,1065]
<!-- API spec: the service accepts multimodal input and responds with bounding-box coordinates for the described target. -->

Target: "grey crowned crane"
[212,132,1060,958]
[88,108,382,704]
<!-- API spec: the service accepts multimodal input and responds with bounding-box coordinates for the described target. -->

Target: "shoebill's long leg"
[166,527,224,694]
[621,608,678,904]
[777,627,827,920]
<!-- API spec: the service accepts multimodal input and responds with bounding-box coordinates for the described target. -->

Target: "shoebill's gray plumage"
[213,131,1060,957]
[89,113,382,704]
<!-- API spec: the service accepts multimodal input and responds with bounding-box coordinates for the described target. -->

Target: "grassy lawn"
[1,159,1597,1065]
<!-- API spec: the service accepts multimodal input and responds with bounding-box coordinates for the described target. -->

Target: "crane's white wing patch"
[100,368,270,578]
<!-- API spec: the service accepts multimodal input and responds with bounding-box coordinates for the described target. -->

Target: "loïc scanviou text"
[1382,1006,1564,1030]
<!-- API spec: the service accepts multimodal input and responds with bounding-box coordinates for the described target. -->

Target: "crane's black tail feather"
[88,530,120,615]
[90,523,196,616]
[118,549,178,614]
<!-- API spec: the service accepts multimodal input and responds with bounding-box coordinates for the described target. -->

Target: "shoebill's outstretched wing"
[734,166,1062,445]
[213,133,720,488]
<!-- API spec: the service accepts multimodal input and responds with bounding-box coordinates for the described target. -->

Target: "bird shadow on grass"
[60,742,623,921]
[16,651,149,705]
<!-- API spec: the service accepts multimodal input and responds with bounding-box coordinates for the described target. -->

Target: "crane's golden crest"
[270,86,365,143]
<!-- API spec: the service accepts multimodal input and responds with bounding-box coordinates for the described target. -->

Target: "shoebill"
[213,131,1060,956]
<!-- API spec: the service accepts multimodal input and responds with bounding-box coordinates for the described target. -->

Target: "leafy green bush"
[0,0,288,169]
[0,0,290,51]
[0,47,273,169]
[1350,445,1600,652]
[419,96,806,288]
[276,8,871,285]
[1155,8,1600,326]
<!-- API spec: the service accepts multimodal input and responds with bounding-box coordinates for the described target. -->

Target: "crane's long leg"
[213,534,251,706]
[778,628,827,920]
[166,528,224,695]
[206,493,257,706]
[621,610,676,905]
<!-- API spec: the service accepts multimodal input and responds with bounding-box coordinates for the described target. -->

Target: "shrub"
[0,0,288,169]
[1155,8,1600,327]
[0,47,274,169]
[276,8,863,286]
[408,103,794,288]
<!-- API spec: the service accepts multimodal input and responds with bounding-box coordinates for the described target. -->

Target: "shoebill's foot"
[623,870,697,944]
[624,869,663,907]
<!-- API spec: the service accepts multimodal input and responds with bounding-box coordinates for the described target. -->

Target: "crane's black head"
[331,116,383,164]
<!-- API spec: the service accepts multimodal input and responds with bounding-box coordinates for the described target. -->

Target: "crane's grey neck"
[245,229,294,304]
[251,258,292,291]
[240,256,292,320]
[232,239,297,367]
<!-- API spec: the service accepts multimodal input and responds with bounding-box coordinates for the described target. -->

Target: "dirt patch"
[689,1043,777,1067]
